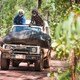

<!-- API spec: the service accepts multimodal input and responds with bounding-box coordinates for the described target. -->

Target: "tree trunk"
[69,0,73,7]
[38,0,42,9]
[76,0,80,3]
[69,49,76,80]
[70,0,80,4]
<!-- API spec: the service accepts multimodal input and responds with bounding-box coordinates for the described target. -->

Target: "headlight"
[31,47,37,53]
[3,44,13,50]
[30,46,40,54]
[5,45,11,49]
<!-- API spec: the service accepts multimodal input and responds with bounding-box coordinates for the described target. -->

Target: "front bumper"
[2,53,41,60]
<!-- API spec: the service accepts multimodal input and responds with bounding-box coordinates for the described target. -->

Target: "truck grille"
[3,44,40,54]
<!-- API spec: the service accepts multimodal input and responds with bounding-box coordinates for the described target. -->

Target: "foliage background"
[0,0,80,79]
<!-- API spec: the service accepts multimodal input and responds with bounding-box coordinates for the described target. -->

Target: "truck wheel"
[35,60,43,71]
[43,58,49,68]
[1,53,10,70]
[12,60,19,67]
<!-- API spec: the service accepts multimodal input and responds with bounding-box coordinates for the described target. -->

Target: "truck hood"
[3,29,51,48]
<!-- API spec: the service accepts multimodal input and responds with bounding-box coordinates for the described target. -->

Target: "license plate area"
[15,54,26,59]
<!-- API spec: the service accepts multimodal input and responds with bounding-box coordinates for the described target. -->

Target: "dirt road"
[0,51,68,80]
[0,60,68,80]
[0,63,50,80]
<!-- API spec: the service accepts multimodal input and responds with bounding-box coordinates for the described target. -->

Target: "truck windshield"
[12,25,41,32]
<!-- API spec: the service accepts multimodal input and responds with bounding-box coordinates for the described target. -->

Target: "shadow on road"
[0,63,50,80]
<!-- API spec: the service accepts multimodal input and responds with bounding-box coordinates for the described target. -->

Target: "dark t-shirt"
[31,15,44,26]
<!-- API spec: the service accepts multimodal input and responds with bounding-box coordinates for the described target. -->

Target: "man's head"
[32,9,38,16]
[18,9,25,17]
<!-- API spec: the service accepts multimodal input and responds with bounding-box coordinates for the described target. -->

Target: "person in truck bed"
[13,9,26,25]
[30,9,44,30]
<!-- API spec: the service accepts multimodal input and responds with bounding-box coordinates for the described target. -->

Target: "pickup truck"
[1,22,51,71]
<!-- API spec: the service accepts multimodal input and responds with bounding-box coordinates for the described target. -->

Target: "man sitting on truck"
[13,9,26,25]
[30,9,44,30]
[13,9,26,32]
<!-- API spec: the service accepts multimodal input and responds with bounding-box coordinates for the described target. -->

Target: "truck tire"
[43,58,49,68]
[35,60,43,71]
[12,60,19,67]
[1,53,10,70]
